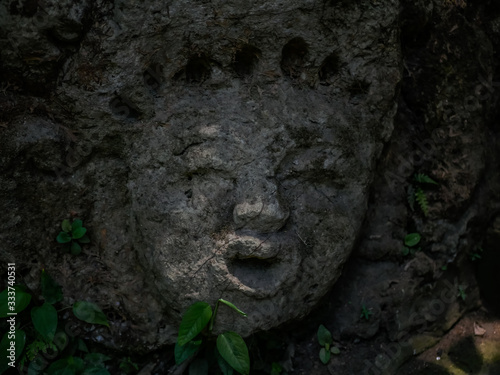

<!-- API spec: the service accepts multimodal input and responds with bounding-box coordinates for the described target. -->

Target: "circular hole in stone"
[143,63,164,92]
[318,52,340,84]
[185,54,211,83]
[233,44,261,76]
[280,37,309,78]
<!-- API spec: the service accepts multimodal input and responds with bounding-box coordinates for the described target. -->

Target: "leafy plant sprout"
[175,298,250,374]
[470,247,483,261]
[407,173,438,217]
[317,324,340,365]
[402,232,422,256]
[56,219,90,255]
[458,286,467,301]
[0,270,110,374]
[360,305,372,321]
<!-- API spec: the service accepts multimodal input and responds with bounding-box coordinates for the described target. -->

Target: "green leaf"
[31,302,58,342]
[41,270,63,304]
[317,324,333,346]
[0,330,26,374]
[217,351,234,375]
[77,338,89,353]
[216,332,250,375]
[82,368,111,375]
[84,353,111,367]
[73,301,110,328]
[177,302,212,346]
[57,232,72,244]
[404,233,421,247]
[62,220,72,232]
[53,331,68,352]
[331,346,340,355]
[270,362,283,375]
[72,219,83,230]
[174,340,202,365]
[71,242,82,255]
[47,356,84,375]
[401,247,410,256]
[415,187,429,216]
[414,173,438,185]
[319,347,330,365]
[0,285,32,317]
[189,358,209,375]
[218,299,247,317]
[72,227,87,240]
[78,234,91,244]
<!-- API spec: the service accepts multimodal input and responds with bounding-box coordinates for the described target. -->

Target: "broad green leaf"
[72,227,87,240]
[317,324,332,346]
[319,347,330,364]
[41,270,63,304]
[270,362,283,375]
[72,220,83,230]
[57,232,72,243]
[82,368,111,375]
[177,302,212,346]
[218,299,247,317]
[53,331,69,352]
[84,353,111,367]
[31,302,58,342]
[47,356,84,375]
[188,357,208,375]
[29,356,49,375]
[0,330,26,374]
[62,220,72,232]
[216,332,250,375]
[73,301,109,328]
[77,339,89,353]
[217,353,234,375]
[71,242,82,255]
[404,233,421,247]
[0,286,31,317]
[174,340,202,364]
[79,234,91,244]
[331,346,341,354]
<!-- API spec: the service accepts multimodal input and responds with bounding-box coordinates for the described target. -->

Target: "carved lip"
[222,233,299,297]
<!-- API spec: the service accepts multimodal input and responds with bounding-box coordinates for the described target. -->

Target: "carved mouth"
[227,256,282,290]
[223,234,299,296]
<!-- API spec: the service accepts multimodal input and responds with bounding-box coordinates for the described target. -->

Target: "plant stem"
[208,300,220,333]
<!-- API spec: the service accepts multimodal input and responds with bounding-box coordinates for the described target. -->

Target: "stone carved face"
[122,0,400,337]
[128,95,373,336]
[0,0,401,346]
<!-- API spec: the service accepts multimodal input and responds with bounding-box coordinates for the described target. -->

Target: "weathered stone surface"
[0,0,401,349]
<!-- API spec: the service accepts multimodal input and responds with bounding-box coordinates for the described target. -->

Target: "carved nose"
[233,179,289,233]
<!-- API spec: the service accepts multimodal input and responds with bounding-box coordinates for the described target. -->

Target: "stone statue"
[0,0,400,348]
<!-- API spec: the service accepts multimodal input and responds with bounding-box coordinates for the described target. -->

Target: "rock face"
[0,0,401,348]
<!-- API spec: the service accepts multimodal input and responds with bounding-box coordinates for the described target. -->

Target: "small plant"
[316,324,340,365]
[470,247,483,261]
[175,299,250,374]
[119,356,139,374]
[407,173,438,217]
[360,305,372,321]
[402,232,422,256]
[56,219,90,255]
[0,270,110,375]
[458,286,467,301]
